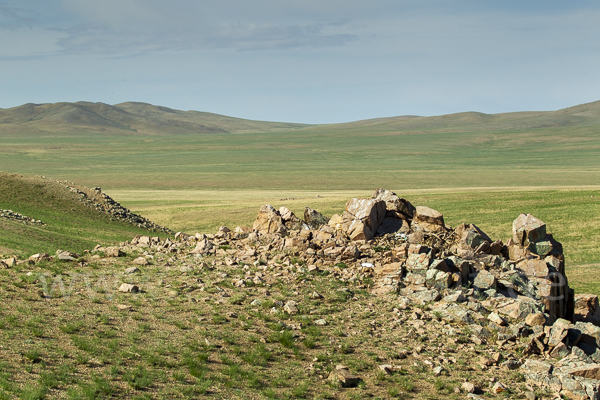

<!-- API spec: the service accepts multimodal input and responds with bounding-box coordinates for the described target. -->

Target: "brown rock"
[525,313,546,326]
[413,206,445,232]
[304,207,329,229]
[473,270,496,291]
[330,203,384,241]
[574,294,600,324]
[517,259,550,278]
[328,366,360,388]
[118,283,139,293]
[455,223,492,250]
[488,312,507,326]
[2,257,17,267]
[133,257,149,266]
[191,239,213,255]
[371,188,415,219]
[28,253,50,264]
[461,382,476,393]
[566,364,600,380]
[512,213,546,246]
[405,253,430,274]
[252,205,287,235]
[105,246,124,257]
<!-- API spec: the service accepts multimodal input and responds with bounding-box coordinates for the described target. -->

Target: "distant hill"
[310,100,600,134]
[0,101,309,135]
[1,100,600,136]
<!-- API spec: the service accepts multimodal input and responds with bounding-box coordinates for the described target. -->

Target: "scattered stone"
[413,206,445,232]
[487,312,507,326]
[378,364,393,374]
[124,267,140,274]
[473,270,496,291]
[283,301,299,314]
[57,251,79,261]
[132,257,149,266]
[28,253,50,264]
[565,364,600,380]
[328,366,360,388]
[118,283,139,293]
[574,294,600,324]
[500,359,522,370]
[492,381,507,394]
[461,382,476,394]
[104,246,125,257]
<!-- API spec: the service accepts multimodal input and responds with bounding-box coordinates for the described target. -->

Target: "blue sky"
[1,0,599,123]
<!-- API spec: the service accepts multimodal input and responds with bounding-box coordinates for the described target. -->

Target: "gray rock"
[408,289,440,304]
[472,270,496,291]
[124,266,140,274]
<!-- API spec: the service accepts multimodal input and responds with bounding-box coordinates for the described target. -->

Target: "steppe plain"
[0,100,599,399]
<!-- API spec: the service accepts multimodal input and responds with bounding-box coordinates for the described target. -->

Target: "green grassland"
[1,102,600,190]
[0,124,599,191]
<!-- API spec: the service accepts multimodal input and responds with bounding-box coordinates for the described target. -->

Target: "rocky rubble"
[52,179,172,234]
[0,209,44,225]
[11,187,597,398]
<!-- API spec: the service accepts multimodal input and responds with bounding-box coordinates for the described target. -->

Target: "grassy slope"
[0,173,169,257]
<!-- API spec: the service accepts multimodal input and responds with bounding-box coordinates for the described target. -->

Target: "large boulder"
[412,206,446,233]
[252,205,287,235]
[508,214,572,323]
[329,198,386,241]
[514,257,570,323]
[278,207,305,230]
[304,207,329,230]
[455,223,492,250]
[371,188,415,219]
[513,213,546,246]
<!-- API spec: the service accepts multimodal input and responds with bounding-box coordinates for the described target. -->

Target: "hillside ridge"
[0,172,172,256]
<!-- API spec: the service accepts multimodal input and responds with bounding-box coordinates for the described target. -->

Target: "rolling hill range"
[0,101,309,135]
[1,99,600,136]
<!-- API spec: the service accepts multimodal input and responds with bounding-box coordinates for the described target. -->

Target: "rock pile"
[0,209,44,225]
[53,179,172,234]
